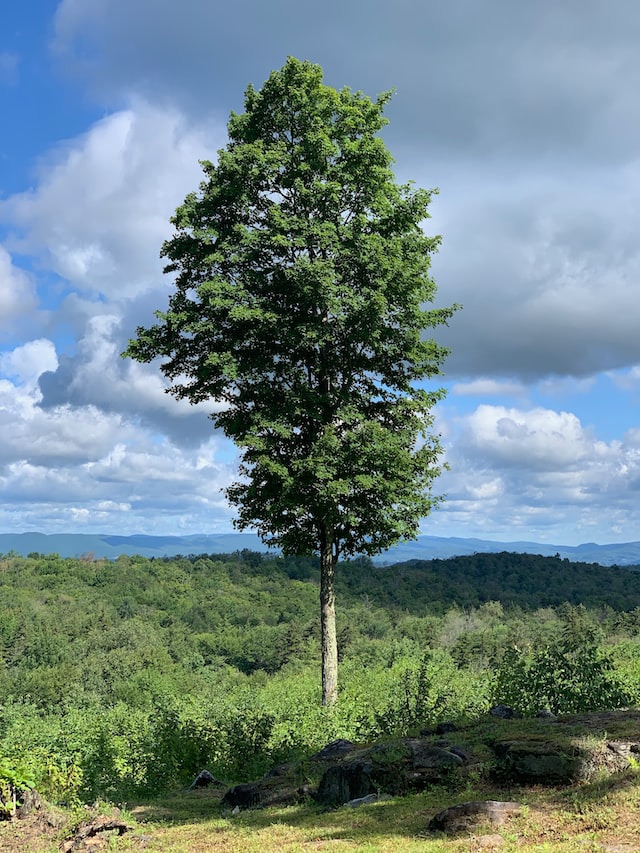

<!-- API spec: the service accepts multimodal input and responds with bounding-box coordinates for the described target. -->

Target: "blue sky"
[1,0,640,546]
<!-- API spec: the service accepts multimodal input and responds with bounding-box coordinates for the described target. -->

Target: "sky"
[1,0,640,546]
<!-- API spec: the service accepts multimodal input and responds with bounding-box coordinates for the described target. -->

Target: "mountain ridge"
[1,531,639,566]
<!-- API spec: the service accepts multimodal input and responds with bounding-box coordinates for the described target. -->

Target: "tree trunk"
[320,528,338,706]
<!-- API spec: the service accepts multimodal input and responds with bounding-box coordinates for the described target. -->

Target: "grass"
[3,771,640,852]
[117,770,640,852]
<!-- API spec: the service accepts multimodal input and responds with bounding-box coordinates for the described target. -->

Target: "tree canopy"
[125,57,458,703]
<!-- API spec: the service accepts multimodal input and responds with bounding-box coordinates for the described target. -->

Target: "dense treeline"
[0,549,639,803]
[341,551,640,612]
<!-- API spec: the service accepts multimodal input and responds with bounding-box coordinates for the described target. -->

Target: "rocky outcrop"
[219,736,468,809]
[190,769,225,789]
[316,760,376,805]
[219,708,640,811]
[492,736,640,784]
[428,800,522,833]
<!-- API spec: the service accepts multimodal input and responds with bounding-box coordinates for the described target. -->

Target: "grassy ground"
[125,772,640,853]
[3,769,639,853]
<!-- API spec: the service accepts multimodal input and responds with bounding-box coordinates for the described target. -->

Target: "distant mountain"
[1,531,640,566]
[376,536,640,567]
[0,532,267,560]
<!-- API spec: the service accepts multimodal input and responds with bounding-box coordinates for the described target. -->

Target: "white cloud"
[1,101,225,300]
[51,0,640,167]
[432,168,640,380]
[0,429,237,534]
[2,0,640,546]
[0,348,238,533]
[429,402,640,544]
[608,364,640,392]
[0,247,38,331]
[536,375,597,397]
[36,308,221,447]
[461,405,605,471]
[0,338,58,384]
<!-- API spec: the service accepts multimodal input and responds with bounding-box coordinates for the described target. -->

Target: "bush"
[367,649,488,737]
[492,610,634,715]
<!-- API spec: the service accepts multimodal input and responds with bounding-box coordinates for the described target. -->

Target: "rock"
[311,739,358,760]
[536,709,557,720]
[316,761,376,806]
[189,769,223,789]
[490,704,518,719]
[221,783,262,809]
[475,833,506,848]
[606,741,635,757]
[315,738,467,806]
[15,789,44,818]
[492,739,582,783]
[493,735,635,784]
[211,709,640,815]
[407,741,465,770]
[221,776,308,810]
[345,793,379,808]
[448,746,470,762]
[61,815,133,852]
[428,800,522,834]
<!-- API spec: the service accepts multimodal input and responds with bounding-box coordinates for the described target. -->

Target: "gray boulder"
[315,738,466,805]
[428,800,522,833]
[311,739,358,760]
[316,761,376,805]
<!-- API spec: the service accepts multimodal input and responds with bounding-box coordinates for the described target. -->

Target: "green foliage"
[1,550,640,803]
[368,649,488,737]
[492,607,635,715]
[125,57,455,562]
[0,703,83,805]
[0,759,35,817]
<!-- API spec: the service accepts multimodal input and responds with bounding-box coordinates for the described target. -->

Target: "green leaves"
[125,56,456,561]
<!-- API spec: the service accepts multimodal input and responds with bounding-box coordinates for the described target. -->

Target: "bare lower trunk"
[320,529,338,706]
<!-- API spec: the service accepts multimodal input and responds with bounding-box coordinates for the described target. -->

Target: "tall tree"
[124,57,458,705]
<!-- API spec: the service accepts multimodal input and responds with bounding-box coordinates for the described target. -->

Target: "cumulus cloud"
[0,338,58,384]
[451,379,527,398]
[0,0,637,543]
[460,405,605,470]
[26,4,640,386]
[0,341,130,468]
[41,0,640,388]
[430,402,640,544]
[0,247,38,332]
[0,336,237,533]
[37,308,219,445]
[1,101,225,299]
[0,434,237,535]
[608,364,640,392]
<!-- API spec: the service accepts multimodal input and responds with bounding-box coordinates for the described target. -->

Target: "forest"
[1,548,639,807]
